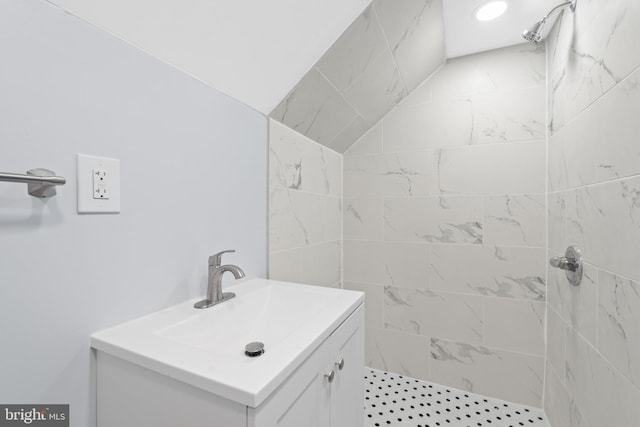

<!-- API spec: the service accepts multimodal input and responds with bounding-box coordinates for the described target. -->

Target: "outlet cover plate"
[77,154,120,213]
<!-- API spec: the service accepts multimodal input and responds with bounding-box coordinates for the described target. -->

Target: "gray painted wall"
[0,1,267,426]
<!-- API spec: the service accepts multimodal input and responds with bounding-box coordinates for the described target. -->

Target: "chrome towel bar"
[0,168,66,198]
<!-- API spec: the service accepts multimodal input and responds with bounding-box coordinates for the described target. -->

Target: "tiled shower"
[268,0,640,425]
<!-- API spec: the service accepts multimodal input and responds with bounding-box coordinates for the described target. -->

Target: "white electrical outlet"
[77,154,120,213]
[92,169,110,199]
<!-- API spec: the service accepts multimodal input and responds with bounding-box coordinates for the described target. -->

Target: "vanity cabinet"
[249,304,364,427]
[96,301,364,427]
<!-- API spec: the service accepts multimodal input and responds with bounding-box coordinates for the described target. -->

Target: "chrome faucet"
[194,250,245,309]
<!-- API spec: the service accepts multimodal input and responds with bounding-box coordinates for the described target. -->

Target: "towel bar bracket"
[0,169,67,198]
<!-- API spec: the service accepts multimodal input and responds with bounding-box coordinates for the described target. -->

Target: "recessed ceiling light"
[475,1,508,21]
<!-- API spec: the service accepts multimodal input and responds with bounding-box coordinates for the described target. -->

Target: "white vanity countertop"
[91,278,364,407]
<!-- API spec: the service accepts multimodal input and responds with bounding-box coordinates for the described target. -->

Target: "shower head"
[522,0,577,43]
[522,18,546,43]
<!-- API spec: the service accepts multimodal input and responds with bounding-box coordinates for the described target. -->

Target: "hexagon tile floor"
[364,369,550,427]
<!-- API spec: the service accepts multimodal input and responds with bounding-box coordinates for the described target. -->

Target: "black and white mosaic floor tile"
[364,369,549,427]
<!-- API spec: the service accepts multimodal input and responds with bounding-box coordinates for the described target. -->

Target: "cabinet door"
[249,341,331,427]
[330,305,365,427]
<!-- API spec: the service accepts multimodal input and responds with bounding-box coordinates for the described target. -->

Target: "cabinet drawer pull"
[335,358,345,370]
[324,369,335,383]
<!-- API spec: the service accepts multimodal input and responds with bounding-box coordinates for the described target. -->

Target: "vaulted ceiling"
[270,0,562,152]
[47,0,560,152]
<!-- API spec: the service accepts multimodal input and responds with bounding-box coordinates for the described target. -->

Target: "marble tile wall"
[545,0,640,426]
[270,0,446,153]
[269,0,640,416]
[343,43,547,407]
[269,120,342,288]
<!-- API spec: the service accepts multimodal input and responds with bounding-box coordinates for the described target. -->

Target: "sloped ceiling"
[269,0,563,153]
[47,0,370,114]
[271,0,446,153]
[46,0,559,151]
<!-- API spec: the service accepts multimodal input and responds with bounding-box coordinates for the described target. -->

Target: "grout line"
[383,193,545,199]
[549,290,640,396]
[545,359,567,396]
[542,30,551,413]
[379,117,385,168]
[353,191,545,201]
[481,295,486,348]
[270,185,343,198]
[324,113,366,152]
[378,197,385,242]
[563,316,640,396]
[266,119,273,279]
[426,334,547,359]
[314,65,371,147]
[559,256,640,285]
[551,172,640,192]
[340,151,344,289]
[271,118,344,156]
[347,278,545,303]
[314,65,370,125]
[344,238,549,251]
[298,243,303,283]
[426,242,432,291]
[480,192,486,245]
[343,138,548,160]
[370,4,410,96]
[549,57,640,136]
[270,239,342,255]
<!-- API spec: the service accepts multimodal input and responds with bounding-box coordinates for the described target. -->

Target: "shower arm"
[541,1,576,23]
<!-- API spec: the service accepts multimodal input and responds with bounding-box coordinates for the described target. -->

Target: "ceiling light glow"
[475,1,508,21]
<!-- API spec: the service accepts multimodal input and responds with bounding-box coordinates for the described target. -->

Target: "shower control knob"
[549,256,578,272]
[549,246,583,286]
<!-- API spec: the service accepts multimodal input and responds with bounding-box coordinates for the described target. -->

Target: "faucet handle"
[209,249,235,267]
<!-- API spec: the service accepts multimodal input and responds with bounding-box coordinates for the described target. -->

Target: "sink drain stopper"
[245,342,265,357]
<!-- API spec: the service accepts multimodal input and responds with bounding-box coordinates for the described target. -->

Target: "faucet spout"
[215,264,245,281]
[195,251,245,309]
[206,264,245,305]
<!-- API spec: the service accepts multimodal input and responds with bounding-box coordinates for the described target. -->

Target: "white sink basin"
[91,278,364,407]
[157,283,339,356]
